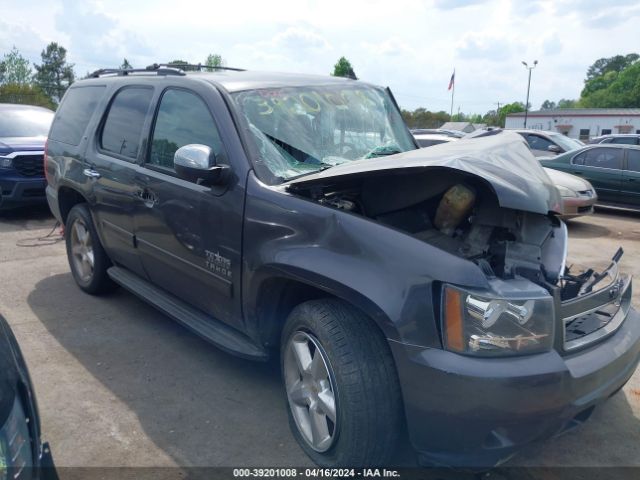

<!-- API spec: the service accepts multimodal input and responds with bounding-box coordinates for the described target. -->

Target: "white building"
[505,108,640,141]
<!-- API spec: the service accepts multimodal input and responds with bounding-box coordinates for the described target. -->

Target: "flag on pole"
[448,70,455,91]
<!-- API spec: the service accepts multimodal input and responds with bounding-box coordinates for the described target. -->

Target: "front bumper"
[0,175,47,209]
[560,193,597,218]
[390,306,640,467]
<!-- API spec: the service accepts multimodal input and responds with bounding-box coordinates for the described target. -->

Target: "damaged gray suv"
[44,64,640,468]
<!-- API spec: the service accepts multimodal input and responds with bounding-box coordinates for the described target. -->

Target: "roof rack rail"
[88,65,186,78]
[148,63,246,72]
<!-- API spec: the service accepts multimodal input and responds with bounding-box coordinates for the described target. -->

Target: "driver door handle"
[83,168,101,179]
[135,188,159,207]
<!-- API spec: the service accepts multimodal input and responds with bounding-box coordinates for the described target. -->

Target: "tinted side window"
[526,134,553,151]
[611,137,638,145]
[50,86,106,145]
[101,87,153,159]
[572,151,586,165]
[148,89,225,169]
[627,149,640,172]
[583,148,623,169]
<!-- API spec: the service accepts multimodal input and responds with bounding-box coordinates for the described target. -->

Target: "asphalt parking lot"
[0,206,639,476]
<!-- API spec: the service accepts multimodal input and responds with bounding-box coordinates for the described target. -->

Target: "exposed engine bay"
[289,168,618,301]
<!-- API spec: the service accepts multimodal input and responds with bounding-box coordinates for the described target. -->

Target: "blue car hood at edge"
[287,131,562,216]
[0,136,47,154]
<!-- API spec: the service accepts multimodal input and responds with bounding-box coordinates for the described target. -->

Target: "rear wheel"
[65,204,116,294]
[281,299,403,466]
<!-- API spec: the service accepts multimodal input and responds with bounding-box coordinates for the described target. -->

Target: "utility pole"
[448,69,455,120]
[522,60,538,128]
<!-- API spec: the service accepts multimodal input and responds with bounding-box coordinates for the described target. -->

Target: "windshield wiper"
[286,163,334,181]
[364,144,403,158]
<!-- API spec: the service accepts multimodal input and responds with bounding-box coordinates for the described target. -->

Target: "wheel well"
[255,277,389,350]
[256,279,328,348]
[58,187,87,224]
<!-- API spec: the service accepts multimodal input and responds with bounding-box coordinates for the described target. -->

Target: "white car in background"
[509,129,585,157]
[412,133,458,148]
[412,130,596,218]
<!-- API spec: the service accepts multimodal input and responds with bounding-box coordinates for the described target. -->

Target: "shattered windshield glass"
[231,84,416,181]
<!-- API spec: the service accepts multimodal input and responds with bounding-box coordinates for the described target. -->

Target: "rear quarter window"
[49,86,106,145]
[627,149,640,172]
[611,137,639,145]
[100,87,153,160]
[574,147,623,169]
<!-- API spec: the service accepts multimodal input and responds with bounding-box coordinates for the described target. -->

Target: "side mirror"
[174,144,230,186]
[547,144,562,153]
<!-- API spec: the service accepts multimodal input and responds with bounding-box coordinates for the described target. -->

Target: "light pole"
[522,60,538,128]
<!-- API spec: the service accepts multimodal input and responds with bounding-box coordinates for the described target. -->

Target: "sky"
[1,0,639,114]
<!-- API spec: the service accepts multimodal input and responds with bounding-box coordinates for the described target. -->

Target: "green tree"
[120,58,132,69]
[582,53,639,98]
[557,98,577,108]
[468,113,483,124]
[33,42,75,104]
[0,83,55,109]
[580,61,640,108]
[205,54,225,69]
[400,108,450,129]
[586,53,639,81]
[497,102,525,127]
[482,109,500,127]
[331,57,357,80]
[0,46,32,85]
[168,59,199,71]
[540,99,556,110]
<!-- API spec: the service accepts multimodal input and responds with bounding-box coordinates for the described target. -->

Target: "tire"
[65,204,116,294]
[281,299,403,467]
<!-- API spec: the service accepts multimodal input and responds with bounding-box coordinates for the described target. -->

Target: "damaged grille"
[561,275,631,352]
[13,154,44,177]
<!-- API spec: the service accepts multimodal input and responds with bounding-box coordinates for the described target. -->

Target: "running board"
[107,266,268,361]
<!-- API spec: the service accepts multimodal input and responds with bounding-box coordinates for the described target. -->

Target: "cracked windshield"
[232,84,416,180]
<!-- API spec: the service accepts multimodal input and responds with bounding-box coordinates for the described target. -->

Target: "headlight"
[0,397,33,480]
[0,157,12,169]
[442,285,554,356]
[556,185,577,197]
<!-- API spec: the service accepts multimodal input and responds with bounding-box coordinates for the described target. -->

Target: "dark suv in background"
[44,65,640,468]
[0,104,53,210]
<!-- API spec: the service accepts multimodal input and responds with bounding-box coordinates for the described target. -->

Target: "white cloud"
[362,38,414,57]
[432,0,485,10]
[542,32,562,56]
[0,0,637,114]
[273,27,331,51]
[456,32,516,62]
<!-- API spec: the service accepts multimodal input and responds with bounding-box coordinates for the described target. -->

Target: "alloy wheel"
[284,331,338,452]
[70,219,94,282]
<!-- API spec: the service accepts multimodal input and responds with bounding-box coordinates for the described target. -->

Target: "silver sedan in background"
[412,130,597,219]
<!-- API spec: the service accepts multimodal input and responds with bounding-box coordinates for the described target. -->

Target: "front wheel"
[281,299,403,466]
